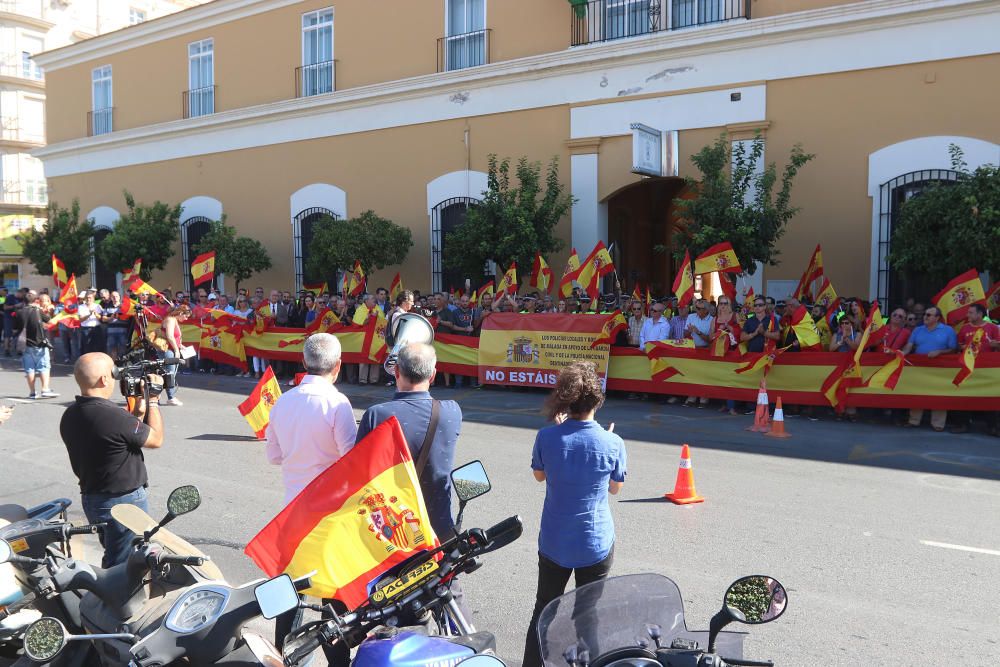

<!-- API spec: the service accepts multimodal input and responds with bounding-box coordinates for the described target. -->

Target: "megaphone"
[384,312,435,374]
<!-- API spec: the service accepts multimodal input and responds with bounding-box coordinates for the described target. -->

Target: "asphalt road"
[1,359,999,666]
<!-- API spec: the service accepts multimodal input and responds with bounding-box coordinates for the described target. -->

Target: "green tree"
[305,210,412,283]
[669,134,814,273]
[191,217,272,291]
[17,200,95,279]
[444,154,574,281]
[889,145,1000,284]
[97,191,181,280]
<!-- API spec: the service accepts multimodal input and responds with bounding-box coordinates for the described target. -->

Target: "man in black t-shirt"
[60,353,166,567]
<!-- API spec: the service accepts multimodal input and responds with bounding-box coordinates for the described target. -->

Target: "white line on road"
[919,540,1000,556]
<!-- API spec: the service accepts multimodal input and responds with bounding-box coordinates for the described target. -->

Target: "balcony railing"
[87,107,114,136]
[183,85,216,118]
[295,60,336,98]
[437,29,491,72]
[571,0,749,46]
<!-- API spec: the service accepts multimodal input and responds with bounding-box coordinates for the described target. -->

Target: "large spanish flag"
[496,262,518,299]
[51,254,67,288]
[244,417,437,608]
[793,244,824,301]
[191,251,216,286]
[58,274,78,308]
[693,242,741,275]
[788,305,821,350]
[127,276,161,299]
[559,248,580,298]
[348,261,366,297]
[530,253,554,293]
[591,310,627,348]
[200,325,248,372]
[238,367,281,438]
[575,242,615,299]
[933,269,985,325]
[672,250,695,307]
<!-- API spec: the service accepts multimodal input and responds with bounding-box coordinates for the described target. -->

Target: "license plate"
[371,560,438,605]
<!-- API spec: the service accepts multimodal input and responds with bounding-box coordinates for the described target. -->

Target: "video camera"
[112,348,179,398]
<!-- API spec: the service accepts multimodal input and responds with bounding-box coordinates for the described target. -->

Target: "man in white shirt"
[264,333,357,504]
[685,299,714,348]
[639,302,671,348]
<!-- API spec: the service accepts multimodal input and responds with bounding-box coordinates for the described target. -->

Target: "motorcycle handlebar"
[155,553,207,567]
[285,622,334,666]
[66,524,103,537]
[722,659,774,667]
[480,515,523,554]
[0,591,36,620]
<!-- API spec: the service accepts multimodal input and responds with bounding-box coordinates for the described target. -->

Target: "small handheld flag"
[238,367,282,439]
[191,251,216,287]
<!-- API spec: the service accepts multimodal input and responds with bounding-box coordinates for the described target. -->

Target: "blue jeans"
[59,323,80,362]
[106,327,128,355]
[81,485,149,568]
[161,349,179,400]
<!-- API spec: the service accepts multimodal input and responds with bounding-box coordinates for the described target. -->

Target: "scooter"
[7,486,309,666]
[535,572,788,666]
[249,460,522,666]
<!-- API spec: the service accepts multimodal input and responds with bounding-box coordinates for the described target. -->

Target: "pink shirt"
[265,375,358,504]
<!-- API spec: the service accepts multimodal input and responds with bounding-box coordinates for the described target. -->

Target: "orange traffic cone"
[746,379,771,433]
[766,397,791,438]
[664,444,705,505]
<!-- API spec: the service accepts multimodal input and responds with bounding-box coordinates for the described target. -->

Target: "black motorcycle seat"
[0,504,29,525]
[446,631,496,654]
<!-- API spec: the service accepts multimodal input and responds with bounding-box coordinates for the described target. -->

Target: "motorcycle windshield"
[536,573,690,666]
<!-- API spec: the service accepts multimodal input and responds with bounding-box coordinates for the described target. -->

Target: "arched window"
[90,227,118,291]
[875,169,961,307]
[293,207,338,291]
[431,197,478,293]
[182,216,213,293]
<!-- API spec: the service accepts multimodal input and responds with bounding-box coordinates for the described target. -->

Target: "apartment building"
[0,0,202,289]
[31,0,1000,300]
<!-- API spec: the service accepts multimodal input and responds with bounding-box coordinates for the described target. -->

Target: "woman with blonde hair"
[159,304,190,406]
[522,361,627,667]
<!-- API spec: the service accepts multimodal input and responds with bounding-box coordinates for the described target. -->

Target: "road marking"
[919,540,1000,556]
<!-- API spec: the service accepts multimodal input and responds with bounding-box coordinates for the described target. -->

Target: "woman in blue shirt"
[522,361,627,667]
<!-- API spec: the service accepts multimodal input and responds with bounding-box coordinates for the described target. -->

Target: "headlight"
[164,586,229,634]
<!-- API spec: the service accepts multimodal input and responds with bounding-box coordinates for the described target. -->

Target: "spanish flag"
[933,269,985,325]
[496,262,518,299]
[59,274,78,308]
[672,249,695,308]
[51,254,67,288]
[559,248,580,298]
[953,327,984,387]
[389,273,402,302]
[363,307,388,363]
[645,286,653,316]
[735,342,788,376]
[709,330,731,357]
[986,282,1000,320]
[793,244,824,301]
[693,242,741,275]
[864,350,905,390]
[45,310,80,331]
[304,281,329,296]
[575,242,615,300]
[814,277,837,308]
[348,261,366,297]
[591,310,627,348]
[644,340,693,382]
[191,251,216,287]
[128,276,161,299]
[200,325,248,372]
[788,305,821,350]
[477,280,495,301]
[118,294,137,319]
[122,258,142,282]
[530,253,553,293]
[244,417,437,607]
[238,367,281,439]
[631,284,641,304]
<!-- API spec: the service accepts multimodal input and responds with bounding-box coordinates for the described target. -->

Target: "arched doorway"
[875,169,961,307]
[293,207,338,292]
[182,216,213,292]
[605,177,687,298]
[431,197,478,293]
[91,227,118,291]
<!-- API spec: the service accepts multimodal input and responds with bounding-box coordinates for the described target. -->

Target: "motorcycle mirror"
[0,539,12,564]
[165,485,202,520]
[724,575,789,624]
[242,631,285,667]
[23,617,69,663]
[457,657,507,666]
[451,460,491,503]
[254,574,299,620]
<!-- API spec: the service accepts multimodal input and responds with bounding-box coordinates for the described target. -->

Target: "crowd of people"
[2,278,997,434]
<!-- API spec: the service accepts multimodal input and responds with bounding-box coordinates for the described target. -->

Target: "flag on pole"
[58,274,79,308]
[574,242,615,301]
[631,284,641,304]
[591,310,627,348]
[645,286,653,316]
[477,280,495,301]
[348,261,366,297]
[244,417,438,607]
[127,276,163,300]
[933,269,985,325]
[986,282,1000,320]
[530,253,554,293]
[238,367,282,439]
[191,251,216,287]
[559,248,580,298]
[496,262,518,299]
[389,273,403,302]
[814,277,837,308]
[118,295,137,319]
[788,305,821,350]
[122,258,142,282]
[793,244,824,301]
[864,350,906,390]
[672,250,695,308]
[51,254,67,288]
[953,327,984,387]
[693,242,742,275]
[303,281,329,296]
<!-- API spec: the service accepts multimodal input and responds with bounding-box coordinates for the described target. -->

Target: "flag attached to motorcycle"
[244,417,438,608]
[238,367,281,439]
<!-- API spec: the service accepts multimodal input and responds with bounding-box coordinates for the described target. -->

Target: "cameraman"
[60,352,166,567]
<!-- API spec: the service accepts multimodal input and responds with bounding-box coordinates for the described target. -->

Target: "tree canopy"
[17,200,95,279]
[96,191,181,280]
[191,217,272,291]
[305,210,412,281]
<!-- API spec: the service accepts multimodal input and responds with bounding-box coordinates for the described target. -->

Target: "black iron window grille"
[293,207,338,291]
[571,0,748,46]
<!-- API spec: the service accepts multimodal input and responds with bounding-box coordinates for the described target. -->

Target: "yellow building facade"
[33,0,1000,302]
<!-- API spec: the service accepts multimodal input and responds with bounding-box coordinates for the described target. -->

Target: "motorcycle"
[7,485,310,666]
[247,460,522,667]
[535,572,788,666]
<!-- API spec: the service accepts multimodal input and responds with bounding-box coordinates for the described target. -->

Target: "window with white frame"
[300,9,334,97]
[606,0,651,38]
[91,65,113,135]
[22,156,46,205]
[129,7,147,24]
[444,0,486,71]
[20,34,44,80]
[187,39,215,117]
[20,96,44,142]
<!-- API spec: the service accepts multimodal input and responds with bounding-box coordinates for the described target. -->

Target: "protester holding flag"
[951,303,999,434]
[522,361,626,667]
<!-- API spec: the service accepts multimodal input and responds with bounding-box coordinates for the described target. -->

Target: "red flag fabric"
[671,250,695,308]
[58,274,79,308]
[793,244,824,301]
[51,254,67,288]
[693,242,741,275]
[986,282,1000,320]
[933,269,985,325]
[530,253,554,293]
[559,248,580,298]
[591,310,627,348]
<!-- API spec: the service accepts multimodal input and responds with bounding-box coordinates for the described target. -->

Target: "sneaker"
[27,393,38,400]
[39,390,59,399]
[166,397,183,406]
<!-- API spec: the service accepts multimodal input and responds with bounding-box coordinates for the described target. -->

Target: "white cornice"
[33,0,304,69]
[0,9,55,31]
[34,0,1000,169]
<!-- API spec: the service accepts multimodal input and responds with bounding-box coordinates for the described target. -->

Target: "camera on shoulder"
[112,348,177,398]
